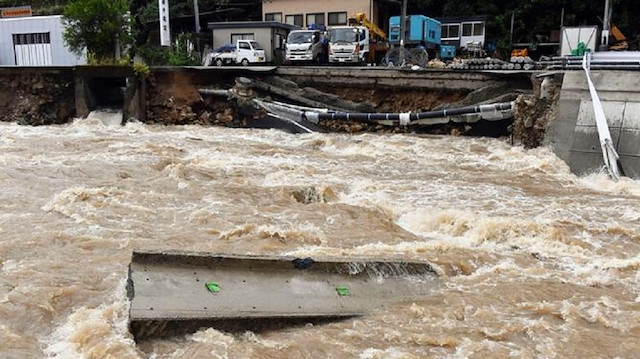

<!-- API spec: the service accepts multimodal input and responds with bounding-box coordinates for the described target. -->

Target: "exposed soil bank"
[510,73,563,148]
[318,87,468,113]
[0,68,75,125]
[0,66,549,143]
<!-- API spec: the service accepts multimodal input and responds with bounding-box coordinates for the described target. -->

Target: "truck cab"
[235,40,266,66]
[285,30,324,63]
[328,26,369,64]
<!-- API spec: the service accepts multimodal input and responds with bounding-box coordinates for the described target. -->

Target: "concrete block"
[576,100,625,128]
[568,151,605,176]
[128,251,439,340]
[544,98,581,162]
[563,71,640,92]
[571,125,621,153]
[619,156,640,178]
[622,102,640,129]
[616,129,640,157]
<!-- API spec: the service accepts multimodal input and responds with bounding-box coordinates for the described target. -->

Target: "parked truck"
[205,39,266,66]
[327,13,388,65]
[328,26,369,64]
[285,29,325,64]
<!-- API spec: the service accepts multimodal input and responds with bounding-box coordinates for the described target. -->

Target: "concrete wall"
[545,71,640,178]
[0,15,85,66]
[263,0,371,28]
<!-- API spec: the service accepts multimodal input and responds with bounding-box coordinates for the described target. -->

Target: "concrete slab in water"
[127,251,439,340]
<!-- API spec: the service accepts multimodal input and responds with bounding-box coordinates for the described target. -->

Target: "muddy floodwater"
[1,119,639,359]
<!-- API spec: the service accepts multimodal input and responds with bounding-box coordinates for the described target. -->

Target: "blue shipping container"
[389,15,441,48]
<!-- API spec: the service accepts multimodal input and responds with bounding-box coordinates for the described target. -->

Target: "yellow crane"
[348,12,389,63]
[350,12,387,41]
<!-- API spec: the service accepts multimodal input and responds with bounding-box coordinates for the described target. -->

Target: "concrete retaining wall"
[545,71,640,178]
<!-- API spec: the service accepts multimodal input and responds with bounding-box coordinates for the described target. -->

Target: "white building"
[0,15,85,66]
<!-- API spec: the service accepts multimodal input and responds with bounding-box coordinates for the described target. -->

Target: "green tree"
[62,0,133,62]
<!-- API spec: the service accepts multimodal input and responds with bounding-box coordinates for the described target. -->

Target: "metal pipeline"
[308,102,514,124]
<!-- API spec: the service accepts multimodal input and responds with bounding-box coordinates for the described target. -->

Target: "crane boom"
[350,12,387,40]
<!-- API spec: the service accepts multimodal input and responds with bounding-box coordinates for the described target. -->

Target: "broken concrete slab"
[127,250,439,340]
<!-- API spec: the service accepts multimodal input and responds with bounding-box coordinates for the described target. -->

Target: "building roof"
[0,14,62,22]
[207,21,299,31]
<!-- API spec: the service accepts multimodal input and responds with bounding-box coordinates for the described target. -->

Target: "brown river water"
[1,117,639,358]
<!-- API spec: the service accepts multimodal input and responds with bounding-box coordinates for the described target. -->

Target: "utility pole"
[600,0,610,51]
[509,12,515,50]
[399,0,407,65]
[193,0,201,54]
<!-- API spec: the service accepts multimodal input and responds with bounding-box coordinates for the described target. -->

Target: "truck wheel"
[241,59,249,66]
[214,58,223,67]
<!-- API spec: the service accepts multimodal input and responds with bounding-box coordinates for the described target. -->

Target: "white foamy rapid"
[1,121,639,358]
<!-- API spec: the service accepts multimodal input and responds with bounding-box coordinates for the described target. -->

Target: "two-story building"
[262,0,397,33]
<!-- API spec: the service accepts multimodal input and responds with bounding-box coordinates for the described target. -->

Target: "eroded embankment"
[0,68,75,125]
[144,69,543,138]
[0,67,558,145]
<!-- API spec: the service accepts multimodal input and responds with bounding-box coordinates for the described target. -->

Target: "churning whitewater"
[1,118,639,359]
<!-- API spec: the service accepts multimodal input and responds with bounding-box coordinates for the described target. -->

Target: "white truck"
[285,30,324,64]
[206,40,266,66]
[328,26,370,64]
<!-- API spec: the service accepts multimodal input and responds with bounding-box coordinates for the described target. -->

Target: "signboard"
[158,0,171,46]
[561,26,598,56]
[1,6,32,18]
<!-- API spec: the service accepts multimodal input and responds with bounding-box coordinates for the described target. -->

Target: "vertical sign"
[159,0,171,46]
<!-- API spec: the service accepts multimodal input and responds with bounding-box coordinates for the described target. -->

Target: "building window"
[265,12,282,22]
[306,13,324,27]
[285,14,303,27]
[12,32,52,66]
[462,22,484,37]
[328,12,347,26]
[462,23,472,36]
[442,24,460,39]
[473,23,484,36]
[230,33,255,44]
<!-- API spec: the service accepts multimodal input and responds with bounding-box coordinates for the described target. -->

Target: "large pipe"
[308,102,513,124]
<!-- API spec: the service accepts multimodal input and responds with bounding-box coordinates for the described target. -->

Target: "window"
[328,12,347,26]
[462,22,484,37]
[306,13,324,27]
[462,23,472,36]
[442,24,459,39]
[473,23,484,36]
[238,42,250,50]
[12,32,52,66]
[265,12,282,22]
[285,14,303,27]
[231,33,255,44]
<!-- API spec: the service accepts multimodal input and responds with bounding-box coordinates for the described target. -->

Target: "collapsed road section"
[199,77,516,134]
[127,250,439,340]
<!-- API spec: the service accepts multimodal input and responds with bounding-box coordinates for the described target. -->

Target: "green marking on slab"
[206,282,220,292]
[336,286,350,296]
